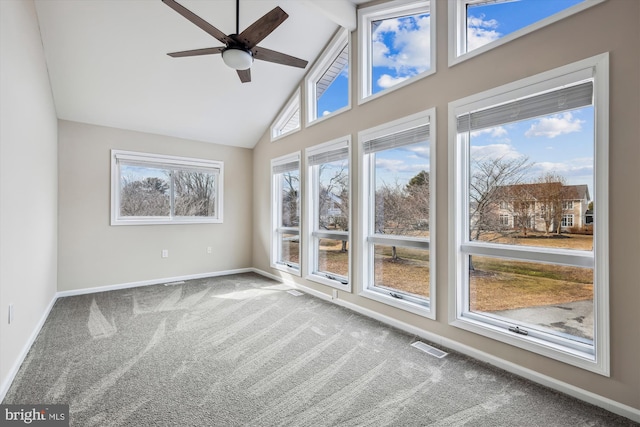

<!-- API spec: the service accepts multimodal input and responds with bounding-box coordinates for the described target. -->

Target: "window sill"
[360,288,434,320]
[450,314,608,376]
[272,263,301,277]
[306,273,350,292]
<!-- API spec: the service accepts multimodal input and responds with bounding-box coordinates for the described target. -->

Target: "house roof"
[33,0,366,149]
[496,183,591,202]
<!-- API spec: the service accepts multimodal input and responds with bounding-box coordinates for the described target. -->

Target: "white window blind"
[457,81,593,132]
[307,146,349,166]
[363,124,430,154]
[272,160,300,174]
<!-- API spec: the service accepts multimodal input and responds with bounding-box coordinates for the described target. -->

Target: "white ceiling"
[34,0,364,149]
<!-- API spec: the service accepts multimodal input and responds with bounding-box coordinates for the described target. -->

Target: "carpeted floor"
[2,273,635,426]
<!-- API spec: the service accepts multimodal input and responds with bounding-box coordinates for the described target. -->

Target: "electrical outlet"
[207,247,212,254]
[162,249,169,258]
[8,304,14,324]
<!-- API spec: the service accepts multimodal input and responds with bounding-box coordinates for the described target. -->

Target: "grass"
[284,233,593,312]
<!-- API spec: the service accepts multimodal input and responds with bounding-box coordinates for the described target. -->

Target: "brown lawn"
[286,233,593,311]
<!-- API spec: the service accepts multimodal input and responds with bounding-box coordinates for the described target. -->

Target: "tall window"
[359,109,435,317]
[358,0,436,103]
[449,54,609,374]
[306,137,350,290]
[271,89,301,141]
[111,150,223,225]
[449,0,605,65]
[271,152,301,274]
[306,28,350,125]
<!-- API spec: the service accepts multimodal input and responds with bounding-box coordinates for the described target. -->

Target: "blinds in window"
[308,146,349,166]
[272,160,299,174]
[457,81,593,132]
[363,124,430,154]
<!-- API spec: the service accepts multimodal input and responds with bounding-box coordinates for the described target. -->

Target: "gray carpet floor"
[2,273,636,426]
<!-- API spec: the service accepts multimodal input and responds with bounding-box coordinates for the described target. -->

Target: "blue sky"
[467,0,585,50]
[470,106,595,196]
[316,0,594,193]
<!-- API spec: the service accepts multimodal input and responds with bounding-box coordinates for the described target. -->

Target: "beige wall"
[0,0,59,394]
[58,120,253,291]
[253,0,640,410]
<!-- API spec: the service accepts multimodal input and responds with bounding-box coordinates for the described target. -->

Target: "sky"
[469,106,595,197]
[467,0,585,51]
[311,1,593,193]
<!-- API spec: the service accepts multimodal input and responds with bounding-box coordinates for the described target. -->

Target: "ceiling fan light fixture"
[222,48,253,70]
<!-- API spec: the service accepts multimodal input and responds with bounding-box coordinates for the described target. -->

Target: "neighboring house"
[319,191,345,228]
[494,183,591,233]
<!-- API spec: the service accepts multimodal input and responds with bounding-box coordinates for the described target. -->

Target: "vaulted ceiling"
[34,0,366,149]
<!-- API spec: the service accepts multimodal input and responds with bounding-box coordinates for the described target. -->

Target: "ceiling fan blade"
[237,6,288,49]
[237,68,251,83]
[162,0,230,45]
[167,47,225,58]
[252,47,308,69]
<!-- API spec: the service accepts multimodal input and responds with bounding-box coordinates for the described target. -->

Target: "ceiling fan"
[162,0,308,83]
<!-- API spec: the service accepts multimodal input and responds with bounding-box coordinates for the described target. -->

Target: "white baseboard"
[251,268,640,423]
[0,293,58,402]
[56,268,254,298]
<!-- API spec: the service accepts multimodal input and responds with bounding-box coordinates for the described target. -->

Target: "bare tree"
[532,173,567,235]
[281,172,300,227]
[174,171,217,216]
[120,176,170,216]
[405,170,430,235]
[469,156,531,241]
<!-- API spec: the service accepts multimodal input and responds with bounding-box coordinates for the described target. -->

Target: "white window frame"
[271,152,302,275]
[448,0,606,67]
[305,28,351,127]
[563,200,574,210]
[111,150,223,225]
[358,109,436,318]
[562,214,575,228]
[448,53,609,375]
[271,88,301,141]
[358,0,436,105]
[305,136,351,291]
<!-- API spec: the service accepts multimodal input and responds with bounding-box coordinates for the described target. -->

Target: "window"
[499,214,510,227]
[563,200,574,210]
[111,150,223,225]
[562,214,574,228]
[271,152,301,274]
[448,0,605,66]
[449,54,609,374]
[306,137,351,290]
[305,28,350,125]
[271,89,301,141]
[358,0,436,103]
[359,109,435,317]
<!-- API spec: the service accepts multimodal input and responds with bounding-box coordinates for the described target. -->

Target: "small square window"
[358,0,436,103]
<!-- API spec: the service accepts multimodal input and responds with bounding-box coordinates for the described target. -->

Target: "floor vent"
[287,289,304,296]
[411,341,448,359]
[164,281,185,286]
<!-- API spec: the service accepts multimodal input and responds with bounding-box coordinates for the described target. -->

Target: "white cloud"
[525,112,585,138]
[322,110,331,117]
[406,145,430,159]
[470,143,523,160]
[372,15,431,75]
[470,126,508,138]
[375,158,428,175]
[377,74,410,89]
[466,15,501,51]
